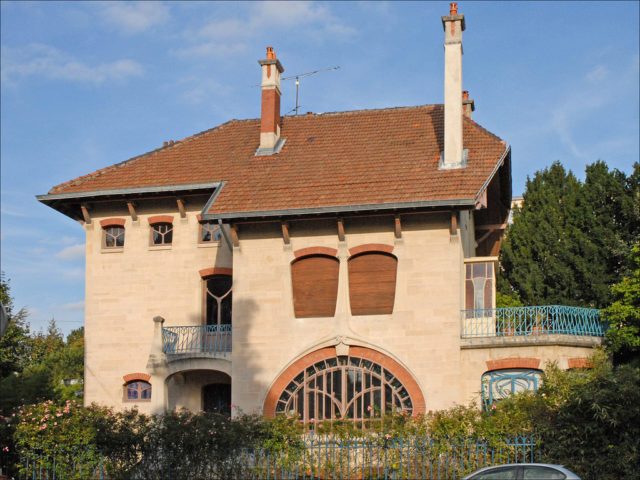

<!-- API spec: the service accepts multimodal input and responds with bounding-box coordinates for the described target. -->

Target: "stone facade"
[82,200,600,416]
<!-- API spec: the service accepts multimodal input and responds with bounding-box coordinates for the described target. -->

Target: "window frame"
[464,257,497,317]
[150,222,173,246]
[202,274,233,326]
[102,225,125,250]
[481,368,542,410]
[199,221,222,244]
[123,380,152,402]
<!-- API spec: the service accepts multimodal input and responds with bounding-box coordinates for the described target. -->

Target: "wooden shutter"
[348,252,397,315]
[291,255,339,318]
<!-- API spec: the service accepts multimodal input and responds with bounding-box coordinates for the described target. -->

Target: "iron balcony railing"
[162,324,232,355]
[461,305,605,339]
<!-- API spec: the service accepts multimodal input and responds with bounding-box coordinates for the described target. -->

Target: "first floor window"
[125,381,152,401]
[205,275,232,325]
[348,251,397,315]
[291,254,339,318]
[151,223,173,245]
[481,369,542,410]
[103,225,125,248]
[200,222,222,243]
[276,355,413,424]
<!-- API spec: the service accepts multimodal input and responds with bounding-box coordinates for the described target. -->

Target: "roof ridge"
[49,119,239,194]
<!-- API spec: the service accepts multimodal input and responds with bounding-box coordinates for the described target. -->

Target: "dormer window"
[148,216,174,246]
[100,218,126,250]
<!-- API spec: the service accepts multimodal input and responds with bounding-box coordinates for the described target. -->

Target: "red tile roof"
[48,105,508,218]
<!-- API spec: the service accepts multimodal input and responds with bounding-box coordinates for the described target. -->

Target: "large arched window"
[348,248,397,315]
[204,275,232,325]
[291,253,339,318]
[275,355,413,424]
[481,369,542,410]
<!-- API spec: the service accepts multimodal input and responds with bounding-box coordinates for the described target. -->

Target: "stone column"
[147,316,168,414]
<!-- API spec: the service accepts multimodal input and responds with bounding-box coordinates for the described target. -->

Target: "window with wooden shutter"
[348,252,397,315]
[291,255,339,318]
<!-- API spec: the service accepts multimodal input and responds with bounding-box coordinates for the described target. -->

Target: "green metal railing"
[461,305,605,339]
[15,436,537,479]
[162,324,232,355]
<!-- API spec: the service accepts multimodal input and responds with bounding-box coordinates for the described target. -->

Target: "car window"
[523,466,566,479]
[471,466,519,479]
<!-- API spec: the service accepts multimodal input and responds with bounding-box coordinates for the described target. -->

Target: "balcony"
[162,325,232,357]
[460,306,605,348]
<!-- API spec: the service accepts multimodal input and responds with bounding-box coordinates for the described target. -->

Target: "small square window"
[200,222,222,243]
[151,223,173,245]
[103,226,125,249]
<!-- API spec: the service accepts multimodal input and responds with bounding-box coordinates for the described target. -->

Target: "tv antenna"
[282,66,340,115]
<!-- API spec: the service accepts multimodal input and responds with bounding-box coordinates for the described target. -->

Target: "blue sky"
[1,1,638,335]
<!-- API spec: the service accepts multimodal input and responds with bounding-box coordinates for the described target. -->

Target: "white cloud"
[97,1,170,34]
[1,43,143,85]
[174,1,356,59]
[55,244,85,260]
[586,65,608,83]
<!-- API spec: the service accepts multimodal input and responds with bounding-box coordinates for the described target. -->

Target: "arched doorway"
[203,383,231,416]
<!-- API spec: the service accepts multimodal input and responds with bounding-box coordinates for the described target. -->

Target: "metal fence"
[13,436,537,480]
[162,324,232,355]
[461,305,604,338]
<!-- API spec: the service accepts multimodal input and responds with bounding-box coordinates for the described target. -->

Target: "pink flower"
[39,424,47,431]
[2,447,9,452]
[367,405,373,412]
[384,434,391,440]
[491,404,497,411]
[54,422,57,426]
[56,413,63,418]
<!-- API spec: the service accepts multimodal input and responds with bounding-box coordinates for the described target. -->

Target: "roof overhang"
[203,197,476,223]
[37,182,220,221]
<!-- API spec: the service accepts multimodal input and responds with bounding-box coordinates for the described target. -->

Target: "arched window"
[148,216,174,246]
[291,254,339,318]
[348,250,397,315]
[481,369,542,410]
[124,381,152,401]
[276,355,413,424]
[100,218,126,249]
[205,275,232,325]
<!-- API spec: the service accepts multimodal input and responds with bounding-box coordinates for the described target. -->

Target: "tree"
[603,243,640,366]
[0,273,31,378]
[501,161,639,308]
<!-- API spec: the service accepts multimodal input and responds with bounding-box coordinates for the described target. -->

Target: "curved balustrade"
[461,305,605,338]
[162,324,232,355]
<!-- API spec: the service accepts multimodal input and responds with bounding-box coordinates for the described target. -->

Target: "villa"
[38,3,603,422]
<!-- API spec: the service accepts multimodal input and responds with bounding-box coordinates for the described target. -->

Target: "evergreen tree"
[501,161,639,308]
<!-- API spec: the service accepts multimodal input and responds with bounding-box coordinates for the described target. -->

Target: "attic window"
[200,221,222,243]
[99,218,126,250]
[148,215,174,246]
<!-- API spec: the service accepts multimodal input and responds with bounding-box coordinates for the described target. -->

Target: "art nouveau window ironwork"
[151,223,173,245]
[481,369,542,410]
[103,226,125,248]
[125,381,151,401]
[205,275,232,325]
[200,222,222,243]
[276,356,413,423]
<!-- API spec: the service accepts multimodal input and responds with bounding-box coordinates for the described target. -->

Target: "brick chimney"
[462,90,475,119]
[256,46,285,156]
[440,2,467,169]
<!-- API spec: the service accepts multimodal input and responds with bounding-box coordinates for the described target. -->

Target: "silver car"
[462,463,581,480]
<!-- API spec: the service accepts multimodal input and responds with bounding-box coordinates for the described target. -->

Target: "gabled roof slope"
[48,105,508,218]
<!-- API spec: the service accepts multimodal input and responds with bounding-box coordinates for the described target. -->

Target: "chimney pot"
[462,90,469,100]
[266,46,276,60]
[450,2,458,15]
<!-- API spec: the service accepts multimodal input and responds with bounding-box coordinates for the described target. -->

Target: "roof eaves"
[474,143,511,204]
[204,198,476,222]
[37,182,221,203]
